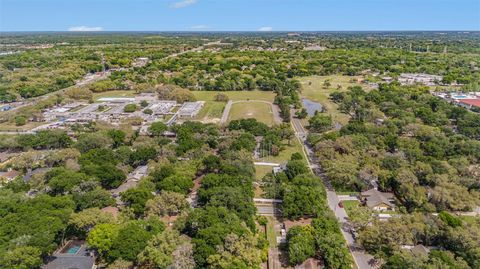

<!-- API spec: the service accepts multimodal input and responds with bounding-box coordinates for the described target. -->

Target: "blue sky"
[1,0,479,31]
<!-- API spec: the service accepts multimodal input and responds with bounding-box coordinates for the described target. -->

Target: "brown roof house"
[0,169,21,183]
[360,189,395,212]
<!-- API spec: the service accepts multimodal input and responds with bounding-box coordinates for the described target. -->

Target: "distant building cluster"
[36,93,204,132]
[398,73,443,86]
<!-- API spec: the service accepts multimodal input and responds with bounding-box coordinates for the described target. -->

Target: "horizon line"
[1,30,479,33]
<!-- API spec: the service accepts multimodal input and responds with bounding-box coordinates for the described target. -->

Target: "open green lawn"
[297,75,370,125]
[194,101,226,123]
[191,90,275,102]
[266,217,278,248]
[255,165,274,181]
[258,138,305,164]
[0,121,45,132]
[93,90,136,101]
[342,200,361,216]
[461,215,479,225]
[228,102,274,126]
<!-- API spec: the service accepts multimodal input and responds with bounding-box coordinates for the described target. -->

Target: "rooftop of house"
[361,188,395,208]
[43,240,94,269]
[296,258,322,269]
[23,167,51,182]
[410,244,430,257]
[0,170,21,179]
[43,256,94,269]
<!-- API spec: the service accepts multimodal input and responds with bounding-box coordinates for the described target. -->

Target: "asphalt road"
[290,115,374,269]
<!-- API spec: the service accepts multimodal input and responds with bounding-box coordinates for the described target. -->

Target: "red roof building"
[458,99,480,108]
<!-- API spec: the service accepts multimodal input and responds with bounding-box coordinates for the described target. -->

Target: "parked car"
[351,228,358,239]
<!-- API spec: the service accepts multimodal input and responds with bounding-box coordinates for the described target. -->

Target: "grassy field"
[342,200,361,216]
[297,75,369,125]
[258,138,305,164]
[194,101,226,123]
[228,102,274,126]
[191,90,276,102]
[255,165,274,181]
[0,122,45,132]
[93,90,136,101]
[266,217,278,248]
[461,215,479,225]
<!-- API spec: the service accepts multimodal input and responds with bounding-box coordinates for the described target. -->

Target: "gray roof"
[43,256,94,269]
[361,189,395,208]
[410,245,430,256]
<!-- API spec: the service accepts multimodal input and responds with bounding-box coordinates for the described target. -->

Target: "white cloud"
[68,26,103,32]
[171,0,197,8]
[189,25,209,30]
[258,26,273,32]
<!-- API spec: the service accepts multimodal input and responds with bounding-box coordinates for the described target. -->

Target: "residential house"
[360,189,395,211]
[43,240,95,269]
[401,244,431,257]
[0,169,21,182]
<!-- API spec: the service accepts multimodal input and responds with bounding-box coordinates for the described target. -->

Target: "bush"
[15,115,27,126]
[124,104,137,113]
[214,93,229,102]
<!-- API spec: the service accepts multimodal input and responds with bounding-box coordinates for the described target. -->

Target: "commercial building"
[177,101,205,118]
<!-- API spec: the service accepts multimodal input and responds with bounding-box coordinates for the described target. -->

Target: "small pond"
[302,98,323,116]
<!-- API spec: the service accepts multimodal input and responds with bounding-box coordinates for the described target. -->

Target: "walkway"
[254,162,280,166]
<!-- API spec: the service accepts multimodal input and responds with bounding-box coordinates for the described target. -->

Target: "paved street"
[290,115,374,269]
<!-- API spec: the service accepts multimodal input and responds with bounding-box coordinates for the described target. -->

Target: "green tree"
[286,226,315,265]
[15,115,27,126]
[69,208,115,233]
[123,104,137,113]
[285,159,309,180]
[2,246,42,269]
[87,223,120,257]
[148,122,168,136]
[107,129,126,148]
[308,113,333,133]
[207,233,264,269]
[109,220,164,262]
[145,191,189,217]
[137,229,181,268]
[295,108,308,119]
[121,186,154,215]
